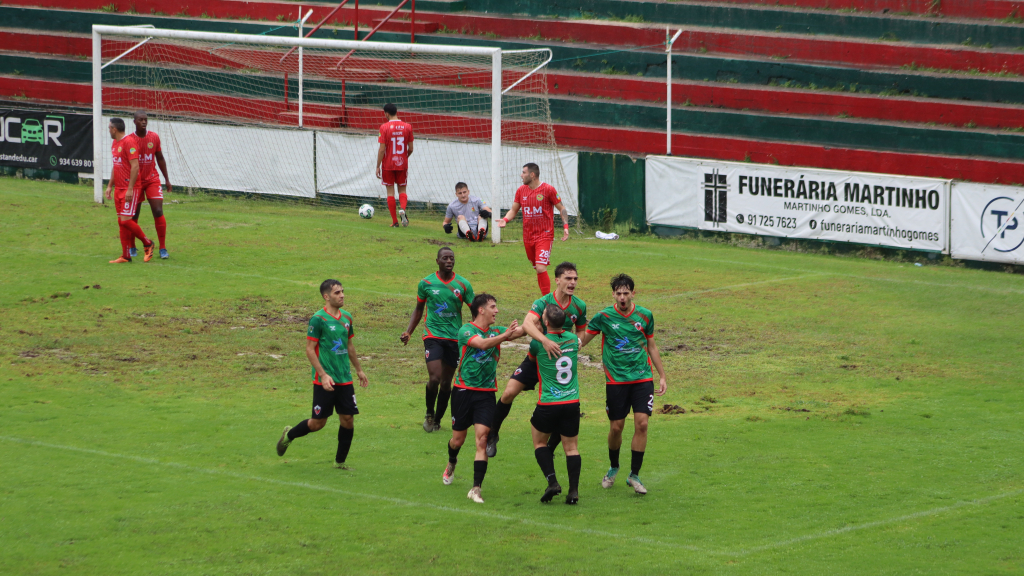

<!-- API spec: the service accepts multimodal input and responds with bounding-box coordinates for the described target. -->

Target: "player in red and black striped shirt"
[497,163,571,295]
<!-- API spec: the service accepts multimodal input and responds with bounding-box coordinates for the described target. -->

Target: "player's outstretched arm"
[401,301,426,345]
[554,201,570,241]
[523,313,560,359]
[498,202,521,228]
[647,337,668,396]
[467,320,520,350]
[155,150,172,193]
[348,341,369,388]
[306,339,335,390]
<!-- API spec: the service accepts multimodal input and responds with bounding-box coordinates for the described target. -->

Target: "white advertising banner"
[950,182,1024,264]
[646,156,950,253]
[316,131,578,215]
[101,117,316,198]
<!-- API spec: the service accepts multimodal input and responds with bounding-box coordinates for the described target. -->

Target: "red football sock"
[154,215,167,249]
[537,271,551,295]
[118,221,132,259]
[387,196,398,224]
[122,219,151,246]
[398,192,408,211]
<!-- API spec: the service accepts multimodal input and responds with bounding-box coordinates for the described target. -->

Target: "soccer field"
[2,177,1022,575]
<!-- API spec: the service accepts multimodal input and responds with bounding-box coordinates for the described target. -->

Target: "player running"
[486,261,586,458]
[126,110,171,259]
[104,117,155,264]
[400,246,475,433]
[443,294,526,503]
[580,274,667,495]
[497,163,571,295]
[442,182,491,242]
[528,304,583,505]
[276,279,370,468]
[375,103,414,228]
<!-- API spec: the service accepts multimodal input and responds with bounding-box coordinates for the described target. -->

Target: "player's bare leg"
[386,185,399,227]
[424,359,455,432]
[486,378,525,457]
[397,184,409,227]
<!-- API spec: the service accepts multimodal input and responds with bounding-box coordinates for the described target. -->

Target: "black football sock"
[336,425,353,463]
[631,450,645,476]
[425,383,438,415]
[566,454,582,491]
[473,459,488,487]
[609,447,621,469]
[447,440,461,464]
[288,419,312,440]
[434,384,452,423]
[547,431,562,452]
[534,446,557,486]
[489,398,513,439]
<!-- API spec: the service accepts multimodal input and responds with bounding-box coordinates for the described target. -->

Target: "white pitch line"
[1,436,702,554]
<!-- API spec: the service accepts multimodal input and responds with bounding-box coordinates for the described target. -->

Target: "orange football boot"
[109,257,132,264]
[143,242,155,262]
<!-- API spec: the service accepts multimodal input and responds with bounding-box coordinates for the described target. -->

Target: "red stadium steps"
[278,111,343,127]
[369,18,441,34]
[657,0,1024,19]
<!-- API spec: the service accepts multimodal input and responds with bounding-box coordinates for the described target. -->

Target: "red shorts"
[141,181,163,200]
[114,188,142,217]
[524,238,553,267]
[381,169,407,187]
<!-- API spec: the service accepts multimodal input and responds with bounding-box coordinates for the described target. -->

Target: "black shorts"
[605,381,654,421]
[312,383,359,419]
[531,402,580,437]
[424,337,459,368]
[450,387,496,431]
[510,356,539,391]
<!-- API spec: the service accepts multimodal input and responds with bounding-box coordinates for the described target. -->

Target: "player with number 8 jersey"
[376,103,415,228]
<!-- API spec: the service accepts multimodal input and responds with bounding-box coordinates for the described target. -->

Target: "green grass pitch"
[1,177,1022,575]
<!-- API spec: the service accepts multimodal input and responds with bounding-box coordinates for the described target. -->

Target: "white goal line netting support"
[92,25,579,243]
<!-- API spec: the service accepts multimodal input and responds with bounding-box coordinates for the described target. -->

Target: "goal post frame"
[92,25,514,242]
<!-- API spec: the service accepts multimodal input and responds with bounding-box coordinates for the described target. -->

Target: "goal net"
[92,25,579,243]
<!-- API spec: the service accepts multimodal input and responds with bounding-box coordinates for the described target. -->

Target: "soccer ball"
[358,204,374,219]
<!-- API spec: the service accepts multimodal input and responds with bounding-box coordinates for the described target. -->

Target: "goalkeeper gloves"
[479,209,492,220]
[443,223,453,234]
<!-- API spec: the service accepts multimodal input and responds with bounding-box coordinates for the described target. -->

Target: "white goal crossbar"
[92,25,521,242]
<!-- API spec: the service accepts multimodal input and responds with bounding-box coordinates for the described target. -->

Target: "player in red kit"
[126,110,172,259]
[497,163,571,295]
[104,117,154,263]
[375,103,415,228]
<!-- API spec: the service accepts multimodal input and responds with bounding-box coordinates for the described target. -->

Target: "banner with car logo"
[646,155,950,253]
[950,182,1024,265]
[0,109,93,172]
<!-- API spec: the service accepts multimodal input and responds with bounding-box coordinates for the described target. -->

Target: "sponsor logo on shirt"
[550,387,578,398]
[331,338,349,354]
[613,336,642,354]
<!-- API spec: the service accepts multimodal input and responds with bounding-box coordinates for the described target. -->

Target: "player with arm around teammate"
[105,117,155,263]
[497,163,571,295]
[375,103,414,228]
[443,294,527,503]
[276,279,370,469]
[486,261,586,458]
[442,182,491,242]
[580,274,667,495]
[529,304,584,505]
[400,246,474,432]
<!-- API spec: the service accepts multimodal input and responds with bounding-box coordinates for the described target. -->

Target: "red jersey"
[127,130,162,185]
[516,182,561,241]
[110,137,134,190]
[378,120,413,171]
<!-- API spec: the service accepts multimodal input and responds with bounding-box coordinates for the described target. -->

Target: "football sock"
[387,196,398,224]
[425,383,438,415]
[287,419,312,440]
[154,215,167,249]
[535,446,557,486]
[631,450,645,476]
[537,271,551,295]
[435,384,451,423]
[490,398,513,438]
[336,425,353,464]
[457,219,471,236]
[473,459,487,487]
[398,192,408,211]
[122,219,151,246]
[118,221,132,260]
[447,440,461,464]
[609,447,621,469]
[547,431,562,452]
[566,454,582,491]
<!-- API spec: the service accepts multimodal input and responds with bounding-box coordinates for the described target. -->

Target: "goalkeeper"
[443,182,492,242]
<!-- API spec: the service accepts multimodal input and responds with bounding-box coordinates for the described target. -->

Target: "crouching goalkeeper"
[443,182,491,242]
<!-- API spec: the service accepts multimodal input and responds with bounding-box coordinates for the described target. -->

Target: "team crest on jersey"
[147,142,154,149]
[454,289,461,298]
[314,405,322,415]
[117,147,122,152]
[536,194,544,201]
[570,314,578,323]
[634,321,643,331]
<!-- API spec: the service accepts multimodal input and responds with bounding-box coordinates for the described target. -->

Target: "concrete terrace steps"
[638,0,1024,20]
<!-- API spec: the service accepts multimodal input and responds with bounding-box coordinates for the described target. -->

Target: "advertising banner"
[0,109,93,172]
[646,156,950,253]
[950,182,1024,264]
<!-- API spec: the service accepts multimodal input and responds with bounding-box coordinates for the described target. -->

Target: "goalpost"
[91,24,579,243]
